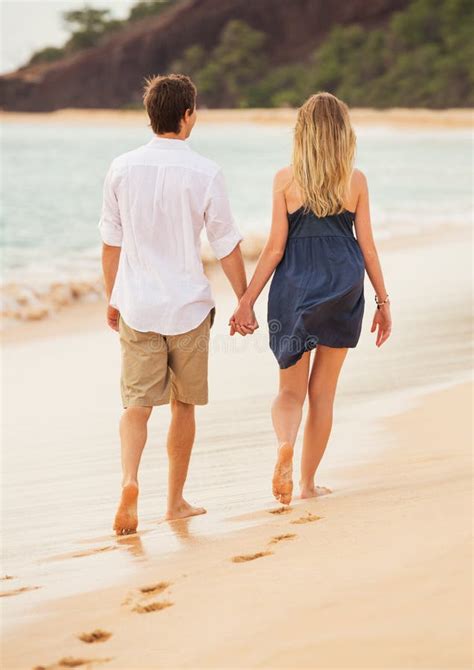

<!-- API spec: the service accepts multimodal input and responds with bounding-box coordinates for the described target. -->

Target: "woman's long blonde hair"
[293,92,356,217]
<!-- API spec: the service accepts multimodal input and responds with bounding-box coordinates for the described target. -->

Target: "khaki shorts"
[119,309,214,408]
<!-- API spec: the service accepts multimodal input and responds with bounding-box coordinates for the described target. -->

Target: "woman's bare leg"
[300,345,348,498]
[271,352,310,504]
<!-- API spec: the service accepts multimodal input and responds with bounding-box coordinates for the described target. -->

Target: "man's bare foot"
[113,482,139,535]
[165,499,207,521]
[272,442,294,505]
[300,484,332,499]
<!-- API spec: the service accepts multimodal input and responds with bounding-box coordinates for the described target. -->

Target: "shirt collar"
[147,136,190,150]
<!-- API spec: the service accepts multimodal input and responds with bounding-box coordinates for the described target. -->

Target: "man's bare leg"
[165,398,206,520]
[113,405,152,535]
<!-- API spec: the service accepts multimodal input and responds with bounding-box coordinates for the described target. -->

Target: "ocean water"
[1,120,472,283]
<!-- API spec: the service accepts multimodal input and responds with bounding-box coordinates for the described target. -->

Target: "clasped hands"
[229,299,259,336]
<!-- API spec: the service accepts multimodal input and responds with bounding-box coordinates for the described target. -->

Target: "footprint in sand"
[269,533,297,544]
[231,551,273,563]
[123,581,173,613]
[1,574,15,580]
[137,581,171,596]
[0,585,41,598]
[33,656,112,669]
[78,630,112,644]
[291,512,322,525]
[132,601,174,614]
[268,506,292,515]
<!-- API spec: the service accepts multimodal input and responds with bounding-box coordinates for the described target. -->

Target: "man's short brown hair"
[143,74,196,135]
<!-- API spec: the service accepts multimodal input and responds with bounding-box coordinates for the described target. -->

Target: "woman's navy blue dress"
[268,207,365,369]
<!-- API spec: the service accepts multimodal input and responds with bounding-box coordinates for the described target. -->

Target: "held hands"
[229,300,259,336]
[371,303,392,347]
[107,304,120,331]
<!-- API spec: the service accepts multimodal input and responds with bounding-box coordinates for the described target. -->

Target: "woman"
[230,92,391,505]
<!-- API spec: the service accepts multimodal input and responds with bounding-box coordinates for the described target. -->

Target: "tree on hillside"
[128,0,177,21]
[63,6,111,34]
[63,6,123,52]
[28,46,66,67]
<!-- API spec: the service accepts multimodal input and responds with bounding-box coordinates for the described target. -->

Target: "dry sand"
[1,107,472,129]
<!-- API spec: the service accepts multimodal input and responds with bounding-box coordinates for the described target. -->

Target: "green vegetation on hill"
[310,0,474,107]
[176,0,473,108]
[27,0,473,108]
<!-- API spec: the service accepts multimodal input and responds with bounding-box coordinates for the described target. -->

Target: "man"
[99,74,256,535]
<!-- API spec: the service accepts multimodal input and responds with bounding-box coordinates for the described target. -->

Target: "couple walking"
[99,74,391,536]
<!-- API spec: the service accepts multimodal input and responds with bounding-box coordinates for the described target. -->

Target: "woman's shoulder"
[348,168,368,207]
[274,165,293,187]
[351,168,368,189]
[273,166,296,203]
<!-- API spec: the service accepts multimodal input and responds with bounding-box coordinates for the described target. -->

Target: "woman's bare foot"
[300,484,332,499]
[272,442,294,505]
[113,482,139,535]
[165,499,207,521]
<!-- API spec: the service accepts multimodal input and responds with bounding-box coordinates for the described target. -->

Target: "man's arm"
[220,244,257,336]
[219,243,257,335]
[204,170,257,335]
[101,243,121,331]
[219,244,246,300]
[98,162,123,331]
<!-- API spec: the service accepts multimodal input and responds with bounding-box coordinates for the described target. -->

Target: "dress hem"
[275,338,358,370]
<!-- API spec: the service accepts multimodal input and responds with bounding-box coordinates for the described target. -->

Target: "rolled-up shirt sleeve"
[204,169,242,259]
[98,163,123,247]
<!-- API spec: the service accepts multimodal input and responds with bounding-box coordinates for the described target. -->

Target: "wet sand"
[1,225,472,668]
[1,382,471,669]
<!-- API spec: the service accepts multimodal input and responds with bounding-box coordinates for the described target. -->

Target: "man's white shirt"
[99,136,242,334]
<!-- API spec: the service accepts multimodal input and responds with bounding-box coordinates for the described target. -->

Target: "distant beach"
[1,106,473,128]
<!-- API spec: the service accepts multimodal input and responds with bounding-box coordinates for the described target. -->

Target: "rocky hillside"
[0,0,410,111]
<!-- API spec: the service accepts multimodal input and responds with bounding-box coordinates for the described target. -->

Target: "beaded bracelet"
[375,294,390,309]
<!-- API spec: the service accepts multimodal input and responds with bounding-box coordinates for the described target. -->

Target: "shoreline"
[1,107,473,128]
[2,380,471,669]
[1,223,470,341]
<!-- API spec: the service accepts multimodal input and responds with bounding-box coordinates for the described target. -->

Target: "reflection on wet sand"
[115,533,146,560]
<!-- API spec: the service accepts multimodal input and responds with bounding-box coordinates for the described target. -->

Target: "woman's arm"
[230,169,290,333]
[353,170,392,347]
